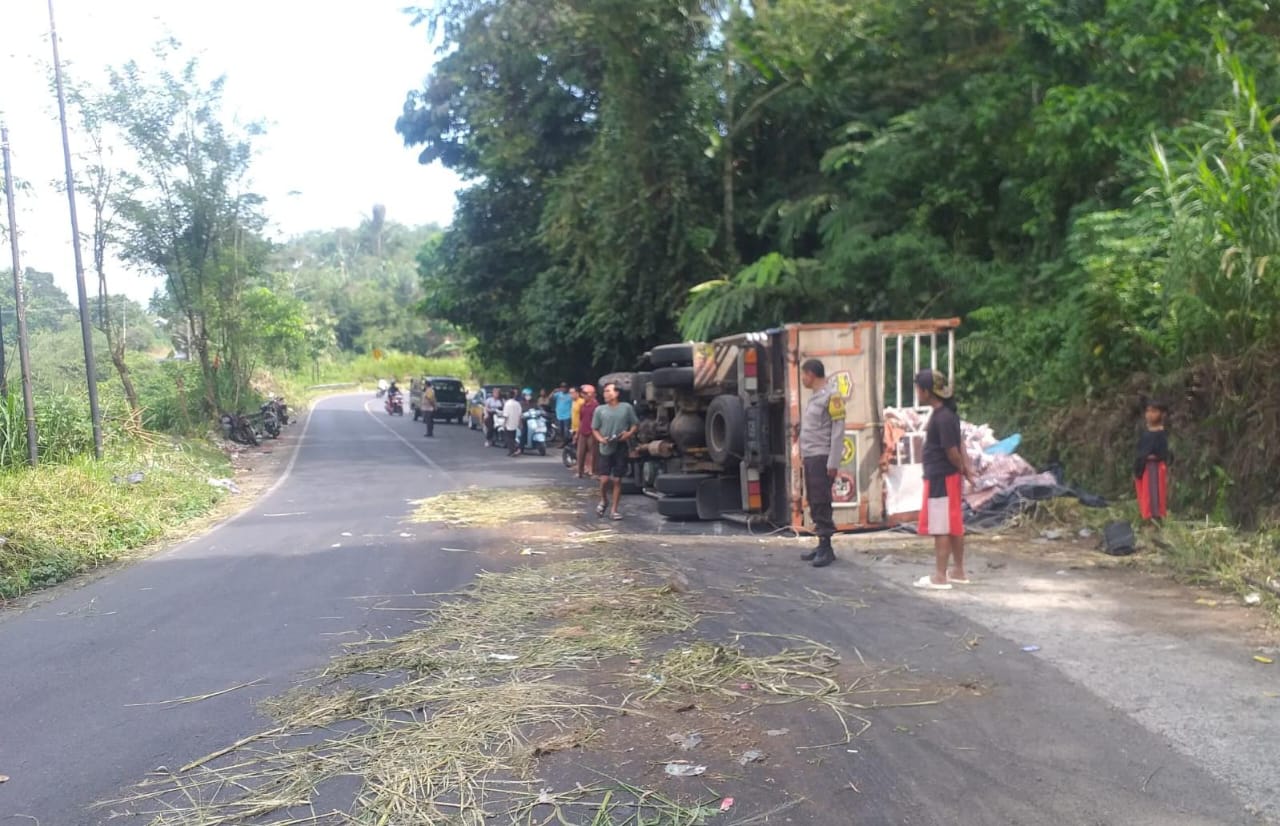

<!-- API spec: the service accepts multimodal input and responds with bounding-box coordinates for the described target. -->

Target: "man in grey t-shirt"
[591,382,639,520]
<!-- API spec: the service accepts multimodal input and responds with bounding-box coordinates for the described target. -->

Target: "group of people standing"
[560,382,639,521]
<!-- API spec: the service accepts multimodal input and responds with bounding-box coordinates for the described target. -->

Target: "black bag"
[1102,521,1136,556]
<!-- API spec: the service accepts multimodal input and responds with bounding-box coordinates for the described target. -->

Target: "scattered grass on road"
[0,441,230,599]
[410,485,584,527]
[111,556,941,824]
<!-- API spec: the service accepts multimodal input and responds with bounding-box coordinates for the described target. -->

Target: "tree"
[102,42,267,414]
[67,81,142,414]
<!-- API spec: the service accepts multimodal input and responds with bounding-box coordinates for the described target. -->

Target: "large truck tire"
[649,343,695,367]
[655,472,715,497]
[657,495,700,521]
[706,394,746,464]
[651,366,694,389]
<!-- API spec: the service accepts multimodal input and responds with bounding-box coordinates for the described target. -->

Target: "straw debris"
[408,485,583,527]
[107,559,945,823]
[105,559,698,824]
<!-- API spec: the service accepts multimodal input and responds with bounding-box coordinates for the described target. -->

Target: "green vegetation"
[400,1,1280,524]
[0,443,229,598]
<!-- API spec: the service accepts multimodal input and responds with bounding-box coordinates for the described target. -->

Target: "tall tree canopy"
[399,0,1280,519]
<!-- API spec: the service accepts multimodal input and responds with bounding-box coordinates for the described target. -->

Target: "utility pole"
[48,0,103,459]
[2,124,41,466]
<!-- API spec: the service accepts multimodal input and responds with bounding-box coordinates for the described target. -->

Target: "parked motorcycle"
[385,391,405,416]
[268,396,290,426]
[376,379,389,398]
[220,412,260,446]
[491,411,509,449]
[519,407,549,456]
[259,400,281,439]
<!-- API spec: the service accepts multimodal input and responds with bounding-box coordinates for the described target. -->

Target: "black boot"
[800,542,821,562]
[811,540,836,568]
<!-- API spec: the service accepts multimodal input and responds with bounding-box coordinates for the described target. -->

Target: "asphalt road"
[0,393,1262,824]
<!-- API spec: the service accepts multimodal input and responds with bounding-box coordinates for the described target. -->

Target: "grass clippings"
[107,558,944,824]
[409,486,584,528]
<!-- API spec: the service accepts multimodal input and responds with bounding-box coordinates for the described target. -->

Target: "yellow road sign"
[373,348,384,361]
[841,435,856,465]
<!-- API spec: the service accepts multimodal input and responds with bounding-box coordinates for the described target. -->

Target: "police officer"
[798,358,845,567]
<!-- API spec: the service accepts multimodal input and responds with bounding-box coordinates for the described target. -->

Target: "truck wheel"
[706,395,746,464]
[655,472,714,497]
[651,366,694,390]
[657,495,700,520]
[649,343,694,367]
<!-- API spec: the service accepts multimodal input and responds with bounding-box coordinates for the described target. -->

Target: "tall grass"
[0,441,229,598]
[308,350,477,386]
[0,390,99,468]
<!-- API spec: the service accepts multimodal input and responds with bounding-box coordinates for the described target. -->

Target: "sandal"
[948,576,972,585]
[596,503,606,518]
[611,512,624,521]
[913,575,952,591]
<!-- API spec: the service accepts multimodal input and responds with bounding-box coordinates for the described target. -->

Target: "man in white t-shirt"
[502,392,524,456]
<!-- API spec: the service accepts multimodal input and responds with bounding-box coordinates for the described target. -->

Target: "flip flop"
[913,575,952,591]
[611,512,624,521]
[595,503,606,517]
[949,576,972,585]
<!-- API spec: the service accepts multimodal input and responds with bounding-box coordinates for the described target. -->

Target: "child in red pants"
[1134,399,1171,521]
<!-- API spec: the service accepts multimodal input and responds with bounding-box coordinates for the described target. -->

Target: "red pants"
[918,473,963,537]
[1136,461,1168,520]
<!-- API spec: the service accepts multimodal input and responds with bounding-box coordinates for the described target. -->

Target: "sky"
[1,0,460,303]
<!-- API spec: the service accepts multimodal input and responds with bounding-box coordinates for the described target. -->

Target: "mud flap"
[696,476,743,520]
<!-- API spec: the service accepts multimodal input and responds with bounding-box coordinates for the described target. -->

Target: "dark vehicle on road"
[425,377,467,423]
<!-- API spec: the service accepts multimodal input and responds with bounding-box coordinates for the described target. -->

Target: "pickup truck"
[599,319,959,531]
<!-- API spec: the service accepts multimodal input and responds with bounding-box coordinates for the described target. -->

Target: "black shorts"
[598,446,630,479]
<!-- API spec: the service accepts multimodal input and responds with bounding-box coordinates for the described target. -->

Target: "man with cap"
[575,385,599,479]
[798,359,845,567]
[913,369,975,590]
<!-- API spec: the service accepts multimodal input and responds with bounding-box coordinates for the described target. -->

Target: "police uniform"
[800,383,846,545]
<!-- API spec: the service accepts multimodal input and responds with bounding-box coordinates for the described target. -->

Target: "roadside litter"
[112,471,146,485]
[1021,645,1041,653]
[663,762,706,777]
[206,477,241,494]
[738,749,766,765]
[666,732,703,750]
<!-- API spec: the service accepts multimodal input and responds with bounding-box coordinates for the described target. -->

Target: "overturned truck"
[600,319,959,532]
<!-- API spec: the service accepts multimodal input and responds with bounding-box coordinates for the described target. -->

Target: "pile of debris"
[882,407,1104,528]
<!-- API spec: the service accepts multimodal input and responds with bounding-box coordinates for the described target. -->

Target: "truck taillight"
[745,469,762,510]
[742,347,759,392]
